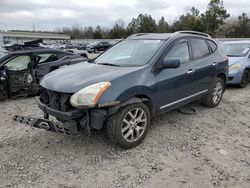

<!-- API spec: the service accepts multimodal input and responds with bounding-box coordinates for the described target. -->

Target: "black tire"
[239,70,249,88]
[106,103,151,149]
[202,77,225,108]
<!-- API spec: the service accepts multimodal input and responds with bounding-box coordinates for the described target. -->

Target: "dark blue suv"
[14,31,228,148]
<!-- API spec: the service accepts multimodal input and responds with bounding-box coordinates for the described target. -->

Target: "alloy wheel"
[121,108,147,143]
[212,81,223,104]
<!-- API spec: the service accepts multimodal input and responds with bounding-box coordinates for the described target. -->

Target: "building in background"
[0,31,70,46]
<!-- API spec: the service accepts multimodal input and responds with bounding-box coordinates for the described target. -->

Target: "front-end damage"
[14,90,118,135]
[13,89,148,135]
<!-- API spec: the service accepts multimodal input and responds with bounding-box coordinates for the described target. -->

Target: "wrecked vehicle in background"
[0,47,7,59]
[0,41,86,100]
[14,31,228,148]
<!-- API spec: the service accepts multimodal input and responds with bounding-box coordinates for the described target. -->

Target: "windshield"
[94,39,164,67]
[222,43,250,57]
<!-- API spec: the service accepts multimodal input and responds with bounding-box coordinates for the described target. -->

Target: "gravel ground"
[0,85,250,188]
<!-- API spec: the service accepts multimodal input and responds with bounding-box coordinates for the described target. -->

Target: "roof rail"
[126,33,150,38]
[174,31,211,38]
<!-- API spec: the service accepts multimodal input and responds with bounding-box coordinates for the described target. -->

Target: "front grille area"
[40,90,74,112]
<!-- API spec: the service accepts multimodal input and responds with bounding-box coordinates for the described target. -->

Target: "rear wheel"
[106,103,150,149]
[202,77,225,107]
[239,70,249,88]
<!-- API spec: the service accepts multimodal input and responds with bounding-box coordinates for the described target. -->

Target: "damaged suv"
[14,31,228,148]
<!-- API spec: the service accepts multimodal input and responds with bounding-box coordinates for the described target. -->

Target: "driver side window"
[5,55,31,71]
[166,42,190,64]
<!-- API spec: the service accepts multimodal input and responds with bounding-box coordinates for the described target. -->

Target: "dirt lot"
[0,84,250,188]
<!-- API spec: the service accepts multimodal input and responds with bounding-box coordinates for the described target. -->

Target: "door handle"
[187,69,195,74]
[213,62,217,66]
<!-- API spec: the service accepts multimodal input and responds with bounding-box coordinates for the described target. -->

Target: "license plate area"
[13,115,71,134]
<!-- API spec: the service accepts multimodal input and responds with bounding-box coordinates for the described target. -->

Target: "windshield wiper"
[227,54,243,57]
[98,63,120,67]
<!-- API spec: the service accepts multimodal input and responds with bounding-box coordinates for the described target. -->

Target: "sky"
[0,0,250,31]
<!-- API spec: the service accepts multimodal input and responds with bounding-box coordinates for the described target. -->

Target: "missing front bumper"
[13,115,78,134]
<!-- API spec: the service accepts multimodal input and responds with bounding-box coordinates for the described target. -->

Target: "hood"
[40,62,139,93]
[228,56,246,66]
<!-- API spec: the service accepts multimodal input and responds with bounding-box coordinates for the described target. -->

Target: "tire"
[106,103,151,149]
[239,70,249,88]
[202,77,225,108]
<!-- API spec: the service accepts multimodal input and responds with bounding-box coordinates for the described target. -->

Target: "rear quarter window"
[207,40,218,52]
[37,53,58,64]
[190,38,210,59]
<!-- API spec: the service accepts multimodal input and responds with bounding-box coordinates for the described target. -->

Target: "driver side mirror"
[162,57,180,69]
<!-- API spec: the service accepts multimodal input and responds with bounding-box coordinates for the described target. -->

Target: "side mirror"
[162,58,180,69]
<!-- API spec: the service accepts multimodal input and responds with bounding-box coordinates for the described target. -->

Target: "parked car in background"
[64,43,75,49]
[0,42,86,100]
[14,31,228,148]
[77,43,89,50]
[222,41,250,87]
[86,41,111,53]
[0,47,7,58]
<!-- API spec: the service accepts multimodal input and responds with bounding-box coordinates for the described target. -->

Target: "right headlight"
[229,63,242,73]
[70,82,111,108]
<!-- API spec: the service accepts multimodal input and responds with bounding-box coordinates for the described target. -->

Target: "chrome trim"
[160,90,208,110]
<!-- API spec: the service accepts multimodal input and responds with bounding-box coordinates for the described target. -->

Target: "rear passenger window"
[166,42,190,64]
[37,53,58,64]
[190,38,210,59]
[207,40,217,52]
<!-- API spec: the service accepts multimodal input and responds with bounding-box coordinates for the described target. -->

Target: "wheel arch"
[107,94,155,119]
[217,72,227,88]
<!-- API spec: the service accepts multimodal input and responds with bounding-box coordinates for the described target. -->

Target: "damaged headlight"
[70,82,111,107]
[229,63,242,73]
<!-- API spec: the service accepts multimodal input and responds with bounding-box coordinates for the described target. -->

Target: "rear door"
[154,38,197,113]
[189,38,216,93]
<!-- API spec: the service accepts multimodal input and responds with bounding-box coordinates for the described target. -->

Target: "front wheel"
[106,103,151,149]
[202,77,225,108]
[239,70,249,88]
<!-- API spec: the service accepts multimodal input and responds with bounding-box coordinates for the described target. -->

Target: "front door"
[4,55,39,97]
[154,39,197,114]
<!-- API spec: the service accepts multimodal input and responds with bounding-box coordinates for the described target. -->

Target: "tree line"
[55,0,250,39]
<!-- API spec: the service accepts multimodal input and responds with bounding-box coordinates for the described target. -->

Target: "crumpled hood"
[40,62,139,93]
[228,56,246,66]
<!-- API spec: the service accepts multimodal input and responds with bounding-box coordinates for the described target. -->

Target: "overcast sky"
[0,0,250,31]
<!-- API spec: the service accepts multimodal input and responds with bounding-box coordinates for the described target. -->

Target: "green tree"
[126,14,157,34]
[93,25,103,39]
[110,19,126,39]
[201,0,230,35]
[157,16,170,33]
[237,13,250,37]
